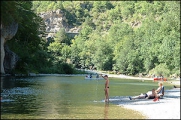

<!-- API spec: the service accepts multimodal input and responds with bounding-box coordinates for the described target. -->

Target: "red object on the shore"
[153,97,159,102]
[153,78,167,81]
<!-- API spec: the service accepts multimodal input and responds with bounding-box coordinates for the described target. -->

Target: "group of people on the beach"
[129,82,164,102]
[100,74,165,103]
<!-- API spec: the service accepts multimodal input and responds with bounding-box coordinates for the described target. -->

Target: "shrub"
[149,63,170,77]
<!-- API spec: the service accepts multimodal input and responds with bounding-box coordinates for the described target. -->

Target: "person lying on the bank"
[129,82,164,101]
[129,89,155,100]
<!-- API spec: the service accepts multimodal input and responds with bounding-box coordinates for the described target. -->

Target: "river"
[1,75,173,119]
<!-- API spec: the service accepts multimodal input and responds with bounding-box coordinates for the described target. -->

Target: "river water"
[1,75,173,119]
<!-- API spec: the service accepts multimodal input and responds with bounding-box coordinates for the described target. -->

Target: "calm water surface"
[1,75,173,119]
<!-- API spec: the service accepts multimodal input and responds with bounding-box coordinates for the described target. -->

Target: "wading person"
[101,74,109,102]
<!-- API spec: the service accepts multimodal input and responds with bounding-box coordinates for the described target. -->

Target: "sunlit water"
[1,75,173,119]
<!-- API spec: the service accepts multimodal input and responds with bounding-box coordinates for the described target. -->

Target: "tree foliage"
[3,1,180,77]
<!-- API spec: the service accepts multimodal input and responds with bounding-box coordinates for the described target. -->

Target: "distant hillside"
[39,9,80,39]
[3,1,179,77]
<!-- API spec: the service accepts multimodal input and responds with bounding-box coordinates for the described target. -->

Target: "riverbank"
[118,88,180,119]
[83,69,180,81]
[104,73,180,119]
[2,72,180,86]
[107,73,180,86]
[1,72,180,119]
[38,73,179,119]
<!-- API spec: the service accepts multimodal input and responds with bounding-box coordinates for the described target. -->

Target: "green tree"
[5,1,49,74]
[1,1,21,25]
[61,45,71,63]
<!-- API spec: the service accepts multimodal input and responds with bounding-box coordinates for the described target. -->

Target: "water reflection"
[1,76,16,90]
[35,78,72,116]
[1,76,173,119]
[1,76,39,114]
[104,103,109,119]
[1,76,101,118]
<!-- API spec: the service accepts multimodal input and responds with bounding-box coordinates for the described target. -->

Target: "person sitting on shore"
[153,82,164,101]
[129,89,156,100]
[129,82,164,101]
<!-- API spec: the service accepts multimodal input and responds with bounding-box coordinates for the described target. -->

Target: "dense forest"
[2,1,180,78]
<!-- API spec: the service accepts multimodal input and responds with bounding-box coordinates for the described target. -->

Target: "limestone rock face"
[1,9,81,74]
[39,9,80,38]
[4,45,19,74]
[1,22,18,42]
[1,22,18,74]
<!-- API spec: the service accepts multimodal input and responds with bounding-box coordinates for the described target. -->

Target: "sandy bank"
[118,88,180,119]
[108,74,153,80]
[20,71,181,86]
[107,73,180,86]
[104,72,180,119]
[87,70,180,83]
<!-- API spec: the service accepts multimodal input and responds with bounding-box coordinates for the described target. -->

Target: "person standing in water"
[101,74,109,102]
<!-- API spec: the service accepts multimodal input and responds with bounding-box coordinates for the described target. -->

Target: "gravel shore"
[118,88,180,119]
[107,73,180,119]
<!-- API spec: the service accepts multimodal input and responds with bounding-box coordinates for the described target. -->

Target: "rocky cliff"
[4,45,19,74]
[1,22,18,75]
[39,9,80,39]
[1,9,80,75]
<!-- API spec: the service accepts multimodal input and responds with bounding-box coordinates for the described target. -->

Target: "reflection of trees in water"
[1,76,16,90]
[104,103,109,119]
[36,79,72,116]
[1,76,39,114]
